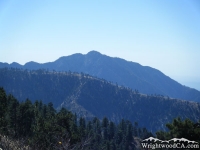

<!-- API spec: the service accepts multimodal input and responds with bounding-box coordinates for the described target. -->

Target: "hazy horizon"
[1,50,200,91]
[1,0,200,90]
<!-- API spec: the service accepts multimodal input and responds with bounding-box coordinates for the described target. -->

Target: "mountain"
[0,51,200,102]
[0,68,200,132]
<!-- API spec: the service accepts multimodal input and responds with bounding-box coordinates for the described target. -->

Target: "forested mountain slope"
[1,51,200,102]
[0,87,152,150]
[0,68,200,132]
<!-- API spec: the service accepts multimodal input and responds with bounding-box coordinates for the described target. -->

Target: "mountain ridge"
[0,51,200,102]
[0,68,200,132]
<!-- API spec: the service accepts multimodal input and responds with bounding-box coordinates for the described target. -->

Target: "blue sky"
[0,0,200,90]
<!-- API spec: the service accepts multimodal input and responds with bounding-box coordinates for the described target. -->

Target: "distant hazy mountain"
[0,68,200,132]
[1,51,200,102]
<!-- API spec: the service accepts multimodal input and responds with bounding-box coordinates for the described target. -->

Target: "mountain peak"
[1,51,200,102]
[87,50,102,56]
[10,62,22,67]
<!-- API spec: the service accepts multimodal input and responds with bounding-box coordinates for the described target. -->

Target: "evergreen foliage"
[1,68,200,133]
[156,117,200,143]
[0,87,152,149]
[1,51,200,103]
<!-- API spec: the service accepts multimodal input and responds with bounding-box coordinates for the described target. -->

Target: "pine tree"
[16,99,34,137]
[7,94,19,137]
[156,117,200,143]
[108,121,115,140]
[79,117,86,138]
[0,87,8,134]
[102,117,109,140]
